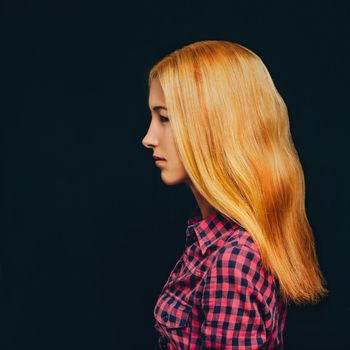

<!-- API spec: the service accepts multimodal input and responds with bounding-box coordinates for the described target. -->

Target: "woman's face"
[142,77,190,185]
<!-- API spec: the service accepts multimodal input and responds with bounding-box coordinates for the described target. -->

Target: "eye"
[160,115,169,123]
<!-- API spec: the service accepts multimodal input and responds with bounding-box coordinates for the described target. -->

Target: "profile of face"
[142,78,190,186]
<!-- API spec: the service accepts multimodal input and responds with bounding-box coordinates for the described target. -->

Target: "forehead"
[148,78,166,110]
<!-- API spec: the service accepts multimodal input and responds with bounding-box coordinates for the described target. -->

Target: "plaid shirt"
[153,211,287,349]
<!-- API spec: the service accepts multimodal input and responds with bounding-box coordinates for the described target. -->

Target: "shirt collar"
[185,210,240,255]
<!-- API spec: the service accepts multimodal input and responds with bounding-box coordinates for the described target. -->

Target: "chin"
[160,173,187,186]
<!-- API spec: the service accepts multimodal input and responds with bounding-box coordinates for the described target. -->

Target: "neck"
[188,182,216,219]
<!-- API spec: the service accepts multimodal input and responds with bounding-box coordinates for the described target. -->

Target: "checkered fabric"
[153,211,287,349]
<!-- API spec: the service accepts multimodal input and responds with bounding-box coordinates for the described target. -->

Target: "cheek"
[167,134,180,157]
[173,155,186,172]
[165,129,184,165]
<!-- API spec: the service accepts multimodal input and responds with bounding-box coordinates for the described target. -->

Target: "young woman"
[142,40,328,349]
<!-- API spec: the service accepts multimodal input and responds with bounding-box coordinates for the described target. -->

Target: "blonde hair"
[148,40,329,306]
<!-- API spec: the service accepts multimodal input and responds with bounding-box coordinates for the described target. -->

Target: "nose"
[142,131,157,149]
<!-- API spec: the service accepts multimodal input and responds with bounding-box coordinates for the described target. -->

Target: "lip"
[155,159,166,167]
[153,155,166,161]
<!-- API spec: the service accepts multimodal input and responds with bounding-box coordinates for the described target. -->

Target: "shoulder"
[206,229,276,293]
[200,229,282,348]
[218,227,262,267]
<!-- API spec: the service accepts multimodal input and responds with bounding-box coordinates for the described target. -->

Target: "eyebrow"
[149,105,167,112]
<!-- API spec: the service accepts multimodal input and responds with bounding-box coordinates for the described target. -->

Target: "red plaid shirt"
[153,211,287,349]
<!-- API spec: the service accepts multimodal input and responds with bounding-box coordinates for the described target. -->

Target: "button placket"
[161,259,185,292]
[159,335,169,349]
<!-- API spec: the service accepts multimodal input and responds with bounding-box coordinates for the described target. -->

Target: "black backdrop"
[2,1,349,349]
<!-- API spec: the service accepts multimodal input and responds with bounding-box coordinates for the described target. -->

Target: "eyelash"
[160,115,169,123]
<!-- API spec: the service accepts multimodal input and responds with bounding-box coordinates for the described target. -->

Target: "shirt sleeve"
[200,244,274,349]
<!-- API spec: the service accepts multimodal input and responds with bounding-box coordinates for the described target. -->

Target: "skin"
[142,77,216,219]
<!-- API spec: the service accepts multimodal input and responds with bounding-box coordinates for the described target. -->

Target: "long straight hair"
[148,40,328,306]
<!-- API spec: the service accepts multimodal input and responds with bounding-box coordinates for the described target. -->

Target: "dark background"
[2,0,349,349]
